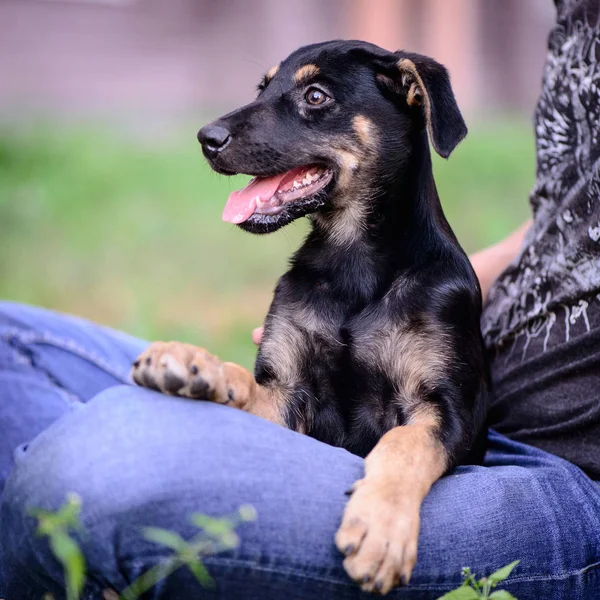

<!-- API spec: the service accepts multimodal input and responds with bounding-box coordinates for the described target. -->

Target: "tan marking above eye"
[266,64,280,81]
[294,64,320,84]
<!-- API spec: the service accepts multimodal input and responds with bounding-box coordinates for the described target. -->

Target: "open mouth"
[223,165,333,224]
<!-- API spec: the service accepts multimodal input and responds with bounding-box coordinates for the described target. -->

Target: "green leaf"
[186,559,215,588]
[30,495,83,537]
[488,561,520,584]
[218,531,240,549]
[437,587,481,600]
[190,514,235,540]
[49,532,85,600]
[489,591,518,600]
[143,527,186,552]
[33,514,57,537]
[61,493,83,530]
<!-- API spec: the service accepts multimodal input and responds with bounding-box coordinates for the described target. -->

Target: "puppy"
[132,40,489,594]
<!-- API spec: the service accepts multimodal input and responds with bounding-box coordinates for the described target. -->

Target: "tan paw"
[335,477,419,595]
[131,341,229,402]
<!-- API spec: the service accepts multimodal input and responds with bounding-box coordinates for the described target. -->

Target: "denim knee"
[0,386,239,593]
[1,384,272,524]
[0,384,355,597]
[2,386,600,599]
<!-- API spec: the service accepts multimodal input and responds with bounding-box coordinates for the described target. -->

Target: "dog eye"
[305,88,330,106]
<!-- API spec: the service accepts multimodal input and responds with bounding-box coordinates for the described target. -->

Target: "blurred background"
[1,0,554,368]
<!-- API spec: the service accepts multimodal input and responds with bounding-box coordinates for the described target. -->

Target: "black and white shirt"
[482,0,600,479]
[483,0,600,356]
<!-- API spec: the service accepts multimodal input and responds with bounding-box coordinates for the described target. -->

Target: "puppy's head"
[198,40,467,234]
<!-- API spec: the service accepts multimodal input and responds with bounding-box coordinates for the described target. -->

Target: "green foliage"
[438,562,520,600]
[121,504,256,599]
[31,496,257,600]
[33,497,520,599]
[439,588,481,600]
[488,561,520,584]
[29,494,86,600]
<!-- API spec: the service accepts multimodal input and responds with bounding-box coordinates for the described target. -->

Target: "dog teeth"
[280,169,325,195]
[255,195,264,208]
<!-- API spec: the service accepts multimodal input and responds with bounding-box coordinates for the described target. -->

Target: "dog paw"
[335,477,419,595]
[131,341,230,401]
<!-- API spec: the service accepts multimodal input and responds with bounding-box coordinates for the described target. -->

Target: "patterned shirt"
[482,0,600,479]
[482,0,600,356]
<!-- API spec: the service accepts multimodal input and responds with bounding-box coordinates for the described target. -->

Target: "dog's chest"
[260,287,446,443]
[258,297,348,383]
[260,278,421,393]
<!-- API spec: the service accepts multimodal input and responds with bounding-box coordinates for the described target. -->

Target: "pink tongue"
[223,173,288,224]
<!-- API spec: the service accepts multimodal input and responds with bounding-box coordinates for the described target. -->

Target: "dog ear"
[375,52,467,158]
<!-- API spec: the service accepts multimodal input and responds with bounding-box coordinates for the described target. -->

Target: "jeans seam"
[501,560,600,584]
[0,327,132,385]
[113,555,600,592]
[203,557,600,589]
[118,555,362,593]
[1,370,81,408]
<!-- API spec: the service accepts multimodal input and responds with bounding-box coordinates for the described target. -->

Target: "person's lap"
[0,303,599,599]
[0,300,146,490]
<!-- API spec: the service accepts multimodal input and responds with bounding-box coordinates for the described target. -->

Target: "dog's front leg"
[131,341,286,424]
[335,415,447,595]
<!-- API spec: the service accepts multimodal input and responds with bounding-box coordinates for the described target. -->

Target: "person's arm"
[469,219,532,302]
[251,220,532,344]
[252,326,264,345]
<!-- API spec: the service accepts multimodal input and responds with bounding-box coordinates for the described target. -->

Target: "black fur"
[197,40,489,468]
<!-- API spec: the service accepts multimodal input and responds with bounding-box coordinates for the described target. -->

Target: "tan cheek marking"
[294,64,320,83]
[352,115,376,147]
[313,139,372,246]
[266,64,280,81]
[316,202,368,247]
[334,148,359,190]
[316,144,366,246]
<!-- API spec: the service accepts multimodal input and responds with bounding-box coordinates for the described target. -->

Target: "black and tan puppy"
[132,40,489,594]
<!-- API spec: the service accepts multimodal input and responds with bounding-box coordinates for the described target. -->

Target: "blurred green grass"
[0,120,534,369]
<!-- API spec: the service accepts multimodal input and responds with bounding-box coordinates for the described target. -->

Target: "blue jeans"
[0,303,599,599]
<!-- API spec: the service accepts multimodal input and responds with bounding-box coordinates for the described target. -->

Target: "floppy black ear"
[375,51,467,158]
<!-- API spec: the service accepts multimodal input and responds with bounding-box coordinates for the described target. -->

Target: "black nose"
[197,124,231,158]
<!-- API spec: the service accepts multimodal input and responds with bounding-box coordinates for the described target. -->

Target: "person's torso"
[482,0,600,479]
